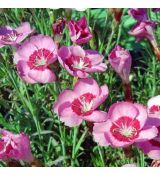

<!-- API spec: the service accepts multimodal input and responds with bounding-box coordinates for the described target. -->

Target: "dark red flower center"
[149,139,160,147]
[149,105,160,114]
[71,93,95,116]
[66,55,91,71]
[1,30,21,43]
[27,48,54,70]
[110,116,140,142]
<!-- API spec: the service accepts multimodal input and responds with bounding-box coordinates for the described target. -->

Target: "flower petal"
[70,45,85,58]
[28,68,56,83]
[83,111,108,122]
[59,105,82,127]
[136,126,158,142]
[134,103,148,128]
[93,85,109,109]
[16,22,34,43]
[73,78,99,96]
[17,60,36,84]
[53,90,77,114]
[108,102,139,122]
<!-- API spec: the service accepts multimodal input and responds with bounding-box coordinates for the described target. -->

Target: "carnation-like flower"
[108,45,131,84]
[0,22,33,48]
[68,16,93,44]
[128,8,148,22]
[14,35,58,84]
[53,78,109,127]
[0,130,33,162]
[52,18,66,43]
[58,45,107,78]
[93,102,158,147]
[128,21,156,42]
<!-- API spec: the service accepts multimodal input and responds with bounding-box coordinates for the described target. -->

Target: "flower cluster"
[0,10,160,164]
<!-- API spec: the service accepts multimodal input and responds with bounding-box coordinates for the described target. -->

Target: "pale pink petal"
[13,40,37,64]
[74,70,89,78]
[73,78,99,96]
[16,22,34,43]
[59,106,82,127]
[83,111,108,122]
[70,45,85,58]
[134,103,148,128]
[148,95,160,108]
[93,133,110,146]
[85,50,104,65]
[29,35,58,54]
[148,150,160,160]
[108,102,139,122]
[136,126,158,142]
[53,90,77,114]
[93,121,111,146]
[85,63,107,73]
[93,85,109,109]
[93,121,110,133]
[16,133,33,162]
[17,60,36,84]
[28,68,56,83]
[108,131,134,148]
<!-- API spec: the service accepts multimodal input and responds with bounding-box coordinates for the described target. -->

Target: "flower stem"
[123,83,133,102]
[123,145,135,159]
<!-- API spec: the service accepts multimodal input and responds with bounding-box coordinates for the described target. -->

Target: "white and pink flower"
[0,22,33,48]
[14,34,58,84]
[53,78,109,127]
[128,21,156,42]
[58,45,107,78]
[93,102,158,147]
[68,16,92,45]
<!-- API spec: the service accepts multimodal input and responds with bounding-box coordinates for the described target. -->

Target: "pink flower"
[135,96,160,160]
[68,16,93,44]
[14,34,58,84]
[0,130,33,162]
[128,8,148,22]
[128,21,156,42]
[52,18,66,43]
[136,127,160,160]
[58,45,107,78]
[93,102,158,147]
[108,45,131,84]
[53,78,109,127]
[0,22,33,48]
